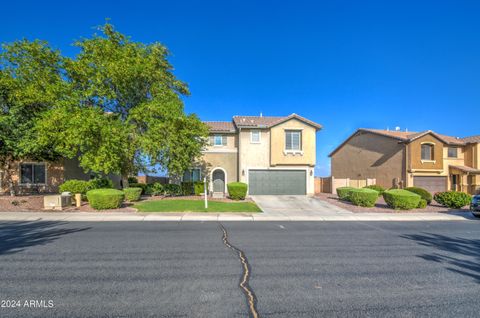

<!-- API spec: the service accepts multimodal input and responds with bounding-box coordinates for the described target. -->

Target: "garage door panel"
[249,170,306,195]
[413,176,447,194]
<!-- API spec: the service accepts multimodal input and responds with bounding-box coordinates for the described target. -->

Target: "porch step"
[212,192,225,199]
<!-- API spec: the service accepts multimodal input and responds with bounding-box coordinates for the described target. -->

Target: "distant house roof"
[329,128,479,157]
[204,121,236,133]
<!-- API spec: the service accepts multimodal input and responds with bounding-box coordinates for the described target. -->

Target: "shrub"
[86,189,124,210]
[89,178,113,190]
[129,183,149,194]
[164,184,182,196]
[146,183,164,196]
[227,182,248,200]
[128,177,138,184]
[336,187,355,201]
[434,191,471,209]
[383,189,421,210]
[363,185,385,196]
[194,182,205,195]
[59,180,91,195]
[348,188,379,207]
[405,187,432,204]
[417,199,427,209]
[123,187,142,202]
[181,182,195,195]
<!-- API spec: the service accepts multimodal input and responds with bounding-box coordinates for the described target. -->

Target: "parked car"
[471,195,480,218]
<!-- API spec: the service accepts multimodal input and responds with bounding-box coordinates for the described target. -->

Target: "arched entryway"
[212,168,226,194]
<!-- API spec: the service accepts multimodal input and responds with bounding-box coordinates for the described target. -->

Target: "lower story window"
[20,163,46,184]
[183,168,201,182]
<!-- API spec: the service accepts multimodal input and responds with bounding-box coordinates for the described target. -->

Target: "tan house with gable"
[330,128,480,194]
[183,114,322,196]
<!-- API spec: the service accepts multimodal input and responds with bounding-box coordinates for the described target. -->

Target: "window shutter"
[222,135,227,146]
[209,136,214,146]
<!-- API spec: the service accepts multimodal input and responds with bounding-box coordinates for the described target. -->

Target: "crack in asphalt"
[219,223,260,318]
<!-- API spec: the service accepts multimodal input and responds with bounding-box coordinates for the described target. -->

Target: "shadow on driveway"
[0,221,90,256]
[401,232,480,283]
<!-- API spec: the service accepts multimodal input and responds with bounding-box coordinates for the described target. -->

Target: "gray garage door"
[413,176,447,194]
[249,170,306,195]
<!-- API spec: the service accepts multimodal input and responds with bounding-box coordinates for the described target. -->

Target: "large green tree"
[36,23,208,185]
[0,40,66,195]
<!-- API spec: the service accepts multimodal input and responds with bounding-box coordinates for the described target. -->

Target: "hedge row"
[383,189,421,210]
[59,178,113,195]
[434,191,471,209]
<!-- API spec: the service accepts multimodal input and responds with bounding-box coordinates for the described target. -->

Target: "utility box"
[44,194,72,210]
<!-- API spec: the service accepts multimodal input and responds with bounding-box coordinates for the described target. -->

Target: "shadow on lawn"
[0,221,90,256]
[401,232,480,283]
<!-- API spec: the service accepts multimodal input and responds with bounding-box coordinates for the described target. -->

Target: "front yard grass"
[134,199,262,213]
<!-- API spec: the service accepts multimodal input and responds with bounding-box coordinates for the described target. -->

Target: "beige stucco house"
[330,128,480,194]
[0,158,121,195]
[183,114,322,196]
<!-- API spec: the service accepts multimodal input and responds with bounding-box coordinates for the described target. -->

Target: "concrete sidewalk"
[0,211,476,221]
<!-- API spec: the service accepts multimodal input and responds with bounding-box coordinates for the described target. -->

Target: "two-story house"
[329,128,480,194]
[182,114,322,196]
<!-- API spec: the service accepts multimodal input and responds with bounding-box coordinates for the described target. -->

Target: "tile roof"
[450,165,480,174]
[204,121,236,132]
[462,135,480,143]
[233,113,322,130]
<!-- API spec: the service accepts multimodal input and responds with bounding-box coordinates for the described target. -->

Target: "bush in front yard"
[433,191,471,209]
[336,187,355,201]
[349,188,379,207]
[59,180,91,195]
[417,199,427,209]
[88,178,113,190]
[146,182,164,196]
[164,184,182,196]
[383,189,421,210]
[86,189,124,210]
[194,182,205,195]
[129,183,149,194]
[405,187,432,204]
[123,187,142,202]
[227,182,248,200]
[363,185,385,196]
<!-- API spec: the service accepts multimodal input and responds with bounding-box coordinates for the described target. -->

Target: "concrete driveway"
[251,195,352,217]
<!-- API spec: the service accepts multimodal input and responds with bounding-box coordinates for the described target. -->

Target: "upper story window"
[250,130,261,143]
[447,147,458,158]
[285,130,302,151]
[421,144,434,161]
[211,134,227,146]
[20,163,46,184]
[183,168,201,182]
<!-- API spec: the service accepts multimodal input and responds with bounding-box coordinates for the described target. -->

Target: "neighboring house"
[183,113,322,196]
[0,158,121,195]
[330,128,480,194]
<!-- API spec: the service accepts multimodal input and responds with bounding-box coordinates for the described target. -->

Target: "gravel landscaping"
[315,192,471,213]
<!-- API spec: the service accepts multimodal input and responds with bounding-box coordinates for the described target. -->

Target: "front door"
[451,174,459,191]
[212,169,225,193]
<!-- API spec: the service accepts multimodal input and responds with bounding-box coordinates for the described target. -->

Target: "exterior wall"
[238,129,270,183]
[202,152,238,191]
[270,118,316,166]
[331,131,406,189]
[1,160,65,194]
[205,133,238,151]
[409,135,444,171]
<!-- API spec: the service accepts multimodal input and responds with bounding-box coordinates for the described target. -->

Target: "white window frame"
[213,135,223,147]
[285,130,302,151]
[19,162,47,185]
[250,130,261,143]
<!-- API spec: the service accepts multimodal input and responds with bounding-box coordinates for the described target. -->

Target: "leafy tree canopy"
[1,23,208,193]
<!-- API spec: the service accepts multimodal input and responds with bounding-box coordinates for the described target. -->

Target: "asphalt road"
[0,220,479,317]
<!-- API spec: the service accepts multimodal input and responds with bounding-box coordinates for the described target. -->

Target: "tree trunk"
[3,162,16,197]
[121,176,129,189]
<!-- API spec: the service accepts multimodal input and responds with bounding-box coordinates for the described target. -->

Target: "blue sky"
[2,0,480,176]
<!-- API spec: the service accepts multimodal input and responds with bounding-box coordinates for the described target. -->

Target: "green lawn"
[134,199,262,213]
